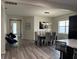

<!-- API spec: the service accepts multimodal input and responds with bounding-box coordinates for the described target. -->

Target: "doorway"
[10,19,22,41]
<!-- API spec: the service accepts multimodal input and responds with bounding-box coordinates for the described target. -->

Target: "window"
[58,20,69,34]
[12,22,17,34]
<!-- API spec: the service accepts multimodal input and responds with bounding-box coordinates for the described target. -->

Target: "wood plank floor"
[1,40,60,59]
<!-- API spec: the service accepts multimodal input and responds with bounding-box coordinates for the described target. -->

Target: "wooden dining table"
[57,39,77,59]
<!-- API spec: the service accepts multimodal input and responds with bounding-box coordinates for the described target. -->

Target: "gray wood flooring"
[1,40,60,59]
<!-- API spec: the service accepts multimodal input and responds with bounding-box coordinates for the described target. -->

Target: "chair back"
[35,32,38,41]
[45,32,51,41]
[51,32,56,40]
[55,41,67,53]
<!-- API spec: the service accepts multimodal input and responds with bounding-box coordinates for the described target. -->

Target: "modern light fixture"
[44,12,50,14]
[5,1,17,5]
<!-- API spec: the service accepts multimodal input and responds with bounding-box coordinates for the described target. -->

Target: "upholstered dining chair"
[73,48,77,59]
[44,32,51,46]
[55,41,67,59]
[35,32,44,46]
[35,32,39,45]
[49,32,56,46]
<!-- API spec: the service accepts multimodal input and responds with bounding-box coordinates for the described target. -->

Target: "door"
[69,15,77,39]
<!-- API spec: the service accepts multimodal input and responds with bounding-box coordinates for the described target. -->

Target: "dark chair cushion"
[5,37,17,44]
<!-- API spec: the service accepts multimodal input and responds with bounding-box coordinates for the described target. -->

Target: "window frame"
[58,20,69,34]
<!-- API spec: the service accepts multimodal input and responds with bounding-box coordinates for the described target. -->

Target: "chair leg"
[35,41,37,45]
[44,41,47,46]
[48,41,51,45]
[50,41,53,46]
[41,40,43,46]
[42,40,44,46]
[60,52,63,59]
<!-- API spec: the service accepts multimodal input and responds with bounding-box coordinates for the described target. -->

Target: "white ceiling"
[3,0,77,17]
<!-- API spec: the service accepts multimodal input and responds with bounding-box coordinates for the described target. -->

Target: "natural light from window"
[12,23,17,34]
[58,20,69,34]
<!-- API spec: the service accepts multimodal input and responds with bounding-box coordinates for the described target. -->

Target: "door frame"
[9,19,22,40]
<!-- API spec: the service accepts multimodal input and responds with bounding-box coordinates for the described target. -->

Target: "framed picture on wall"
[25,22,31,30]
[39,22,49,29]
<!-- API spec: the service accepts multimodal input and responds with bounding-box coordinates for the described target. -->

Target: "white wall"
[34,16,53,32]
[22,16,34,40]
[7,16,35,40]
[1,2,7,54]
[7,16,53,40]
[6,13,76,41]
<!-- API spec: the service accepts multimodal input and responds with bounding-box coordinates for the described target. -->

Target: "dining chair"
[51,32,56,45]
[55,41,67,59]
[73,48,77,59]
[35,32,39,46]
[35,32,44,46]
[44,32,51,46]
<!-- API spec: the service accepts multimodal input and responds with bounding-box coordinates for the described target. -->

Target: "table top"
[57,39,77,48]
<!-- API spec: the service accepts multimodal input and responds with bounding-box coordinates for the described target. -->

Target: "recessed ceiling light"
[44,12,50,14]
